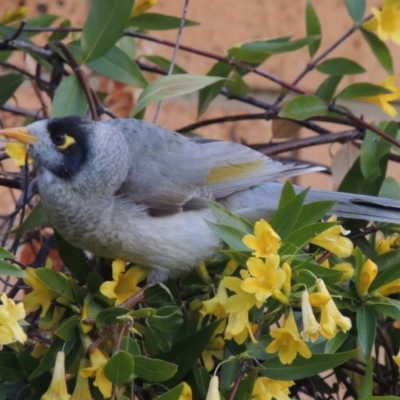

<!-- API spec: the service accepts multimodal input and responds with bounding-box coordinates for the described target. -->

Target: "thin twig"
[153,0,190,123]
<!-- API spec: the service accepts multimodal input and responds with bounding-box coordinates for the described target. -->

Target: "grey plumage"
[1,116,400,281]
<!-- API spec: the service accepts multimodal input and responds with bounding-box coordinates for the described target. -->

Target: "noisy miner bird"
[1,116,400,282]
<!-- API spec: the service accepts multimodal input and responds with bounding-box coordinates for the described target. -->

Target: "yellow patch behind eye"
[57,134,76,150]
[206,159,263,184]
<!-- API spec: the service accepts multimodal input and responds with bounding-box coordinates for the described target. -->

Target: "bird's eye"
[52,132,66,146]
[51,132,76,149]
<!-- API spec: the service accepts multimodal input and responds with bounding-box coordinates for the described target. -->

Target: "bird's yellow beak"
[0,127,38,145]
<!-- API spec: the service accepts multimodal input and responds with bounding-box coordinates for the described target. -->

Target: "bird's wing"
[105,119,322,214]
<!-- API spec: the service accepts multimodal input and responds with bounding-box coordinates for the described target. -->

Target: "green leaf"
[104,351,134,385]
[336,82,392,99]
[316,75,342,101]
[54,316,78,341]
[35,268,75,302]
[55,231,89,283]
[372,300,400,320]
[151,306,184,334]
[0,246,14,259]
[305,0,321,57]
[49,19,71,42]
[324,330,349,353]
[294,200,336,229]
[129,13,199,30]
[51,75,88,118]
[316,57,365,75]
[0,73,24,107]
[12,201,48,233]
[132,74,225,116]
[279,94,328,121]
[133,356,177,382]
[120,337,141,356]
[145,324,172,353]
[156,383,187,400]
[231,371,259,400]
[24,14,58,31]
[207,201,253,233]
[279,221,337,256]
[261,349,358,380]
[198,62,232,117]
[344,0,366,21]
[361,28,393,75]
[356,306,376,359]
[144,55,187,74]
[359,358,373,399]
[87,46,147,88]
[228,36,320,63]
[157,320,220,386]
[380,177,400,200]
[81,0,133,62]
[0,260,25,277]
[269,188,309,238]
[205,221,249,251]
[226,70,251,96]
[0,353,25,382]
[96,308,130,330]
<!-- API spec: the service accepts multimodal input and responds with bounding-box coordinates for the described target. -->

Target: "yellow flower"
[205,375,220,400]
[364,0,400,44]
[393,349,400,368]
[5,142,33,167]
[310,216,353,258]
[241,256,286,303]
[376,278,400,296]
[180,382,193,400]
[359,76,400,117]
[80,348,112,399]
[202,335,225,371]
[225,309,258,344]
[23,267,60,317]
[243,219,281,258]
[332,263,354,283]
[41,351,71,400]
[221,259,239,277]
[281,262,292,297]
[376,234,400,254]
[358,259,378,297]
[100,259,147,305]
[0,6,28,24]
[301,290,322,342]
[0,293,27,348]
[71,359,93,400]
[266,309,311,364]
[201,284,228,319]
[316,280,352,339]
[131,0,157,17]
[251,376,295,400]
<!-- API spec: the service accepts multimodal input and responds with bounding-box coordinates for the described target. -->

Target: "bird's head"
[0,116,131,194]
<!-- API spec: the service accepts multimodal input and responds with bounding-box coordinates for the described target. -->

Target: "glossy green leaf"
[0,353,25,382]
[226,70,251,96]
[269,188,309,238]
[316,57,365,75]
[279,221,337,256]
[81,0,133,62]
[54,316,78,341]
[0,260,25,278]
[198,62,232,117]
[0,73,24,107]
[133,356,177,382]
[336,82,392,99]
[279,94,328,121]
[129,13,198,30]
[357,306,376,359]
[305,0,321,57]
[145,324,172,353]
[51,75,88,118]
[207,201,253,233]
[151,306,184,334]
[87,46,147,88]
[12,201,48,233]
[156,383,187,400]
[228,36,320,62]
[324,330,349,354]
[54,231,89,283]
[96,307,130,330]
[144,55,187,74]
[372,300,400,320]
[294,200,336,229]
[157,320,220,386]
[344,0,366,21]
[261,349,358,380]
[379,177,400,200]
[361,28,393,75]
[35,268,75,302]
[205,221,249,251]
[316,75,342,101]
[132,74,224,116]
[104,351,134,385]
[359,358,373,399]
[0,246,14,259]
[120,337,141,357]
